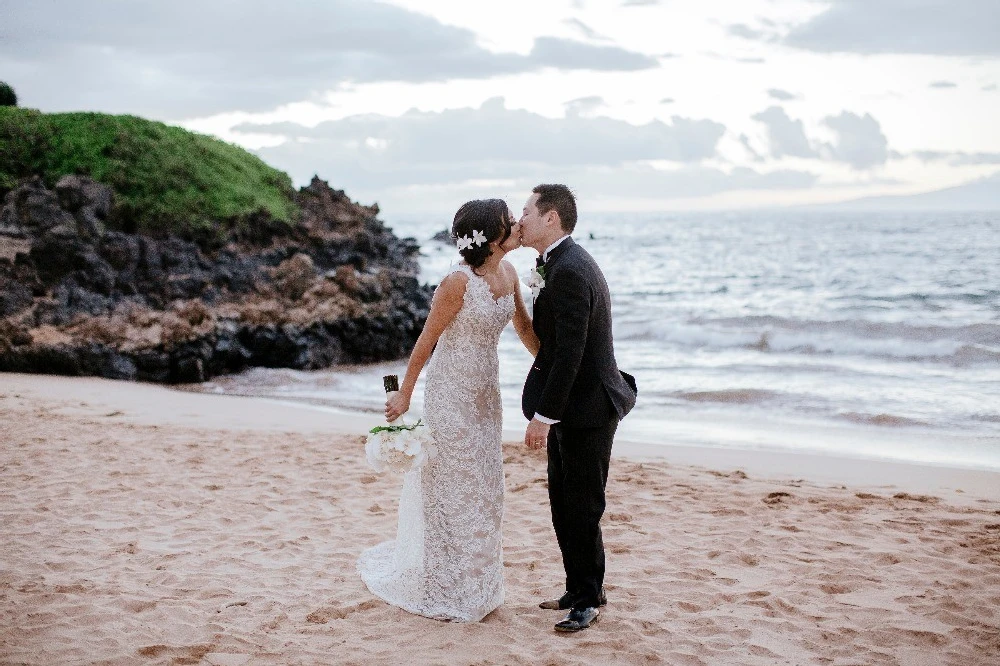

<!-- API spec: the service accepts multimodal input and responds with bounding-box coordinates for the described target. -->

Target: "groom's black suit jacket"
[521,237,636,428]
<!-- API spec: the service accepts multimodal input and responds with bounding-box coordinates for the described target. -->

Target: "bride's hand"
[385,391,411,423]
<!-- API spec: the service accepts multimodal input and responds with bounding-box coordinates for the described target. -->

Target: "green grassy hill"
[0,108,298,245]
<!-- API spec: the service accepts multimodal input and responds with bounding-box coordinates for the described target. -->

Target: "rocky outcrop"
[0,175,431,383]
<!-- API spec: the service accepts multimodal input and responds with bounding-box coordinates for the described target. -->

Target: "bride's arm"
[385,272,467,421]
[506,261,540,357]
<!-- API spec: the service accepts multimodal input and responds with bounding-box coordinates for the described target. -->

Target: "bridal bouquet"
[365,419,435,474]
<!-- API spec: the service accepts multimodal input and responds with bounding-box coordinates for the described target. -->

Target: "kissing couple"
[358,184,637,632]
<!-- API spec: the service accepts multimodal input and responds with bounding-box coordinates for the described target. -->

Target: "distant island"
[809,172,1000,212]
[0,108,431,383]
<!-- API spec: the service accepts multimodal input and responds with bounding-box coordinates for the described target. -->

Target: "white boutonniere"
[522,265,546,298]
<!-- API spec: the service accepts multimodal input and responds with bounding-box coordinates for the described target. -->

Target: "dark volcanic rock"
[0,175,432,383]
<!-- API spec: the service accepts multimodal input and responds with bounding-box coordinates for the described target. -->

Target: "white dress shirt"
[542,235,570,262]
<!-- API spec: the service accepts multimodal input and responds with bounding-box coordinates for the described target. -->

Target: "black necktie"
[536,255,545,268]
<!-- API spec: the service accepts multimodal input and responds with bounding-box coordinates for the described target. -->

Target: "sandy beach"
[2,373,998,665]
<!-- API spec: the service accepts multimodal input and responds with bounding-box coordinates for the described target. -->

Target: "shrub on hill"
[0,82,15,107]
[0,108,297,247]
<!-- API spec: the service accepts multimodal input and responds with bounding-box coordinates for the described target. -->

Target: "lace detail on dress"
[358,263,515,621]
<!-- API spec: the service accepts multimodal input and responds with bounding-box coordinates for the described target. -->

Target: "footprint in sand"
[819,583,852,594]
[306,600,381,624]
[116,542,139,555]
[762,491,793,505]
[940,518,970,527]
[137,643,215,661]
[124,599,159,613]
[873,552,902,565]
[54,584,91,594]
[893,492,939,503]
[217,600,248,613]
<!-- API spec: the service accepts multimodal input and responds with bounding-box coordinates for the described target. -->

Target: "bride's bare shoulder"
[500,259,519,282]
[433,269,469,301]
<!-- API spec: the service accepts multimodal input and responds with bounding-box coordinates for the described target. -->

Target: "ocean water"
[197,211,1000,471]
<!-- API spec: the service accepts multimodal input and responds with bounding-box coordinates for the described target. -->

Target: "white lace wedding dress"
[358,263,515,622]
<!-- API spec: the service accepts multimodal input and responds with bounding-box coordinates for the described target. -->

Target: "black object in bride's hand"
[383,375,400,393]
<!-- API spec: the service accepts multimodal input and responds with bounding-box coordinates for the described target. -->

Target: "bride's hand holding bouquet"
[364,374,434,474]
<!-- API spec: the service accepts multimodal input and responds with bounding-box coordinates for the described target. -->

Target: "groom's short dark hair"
[533,184,577,233]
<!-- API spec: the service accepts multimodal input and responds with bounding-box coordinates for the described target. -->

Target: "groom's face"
[520,193,548,250]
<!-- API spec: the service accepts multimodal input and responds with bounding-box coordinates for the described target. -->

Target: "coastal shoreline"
[5,373,996,501]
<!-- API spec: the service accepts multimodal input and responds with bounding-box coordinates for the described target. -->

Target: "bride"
[357,198,538,622]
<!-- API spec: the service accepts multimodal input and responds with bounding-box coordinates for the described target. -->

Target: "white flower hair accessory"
[456,229,488,251]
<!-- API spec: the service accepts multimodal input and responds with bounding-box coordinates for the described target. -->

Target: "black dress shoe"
[554,607,599,632]
[539,588,607,610]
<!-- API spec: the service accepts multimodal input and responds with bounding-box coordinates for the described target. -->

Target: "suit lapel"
[542,236,575,272]
[533,236,574,337]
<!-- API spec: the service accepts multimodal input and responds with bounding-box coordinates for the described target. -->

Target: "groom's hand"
[524,419,551,450]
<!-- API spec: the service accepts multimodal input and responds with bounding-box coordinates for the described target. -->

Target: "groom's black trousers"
[546,415,619,610]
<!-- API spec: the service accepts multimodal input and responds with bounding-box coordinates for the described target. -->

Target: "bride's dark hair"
[451,199,513,272]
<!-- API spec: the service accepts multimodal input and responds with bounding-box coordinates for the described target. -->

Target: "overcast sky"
[2,0,999,215]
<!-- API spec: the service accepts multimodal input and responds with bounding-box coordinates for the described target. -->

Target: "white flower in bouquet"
[365,419,435,474]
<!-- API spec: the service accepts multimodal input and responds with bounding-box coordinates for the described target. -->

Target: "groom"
[519,184,637,633]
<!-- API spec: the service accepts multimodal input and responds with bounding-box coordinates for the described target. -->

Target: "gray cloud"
[822,111,889,169]
[783,0,1000,56]
[564,96,605,116]
[528,37,659,71]
[913,151,1000,165]
[752,106,889,169]
[729,24,768,40]
[738,134,765,163]
[264,155,816,214]
[752,106,818,158]
[0,0,659,119]
[239,98,726,172]
[767,88,799,101]
[930,81,958,89]
[220,98,775,210]
[558,165,818,200]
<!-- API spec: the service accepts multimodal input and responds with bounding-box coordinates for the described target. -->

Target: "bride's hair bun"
[451,199,513,271]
